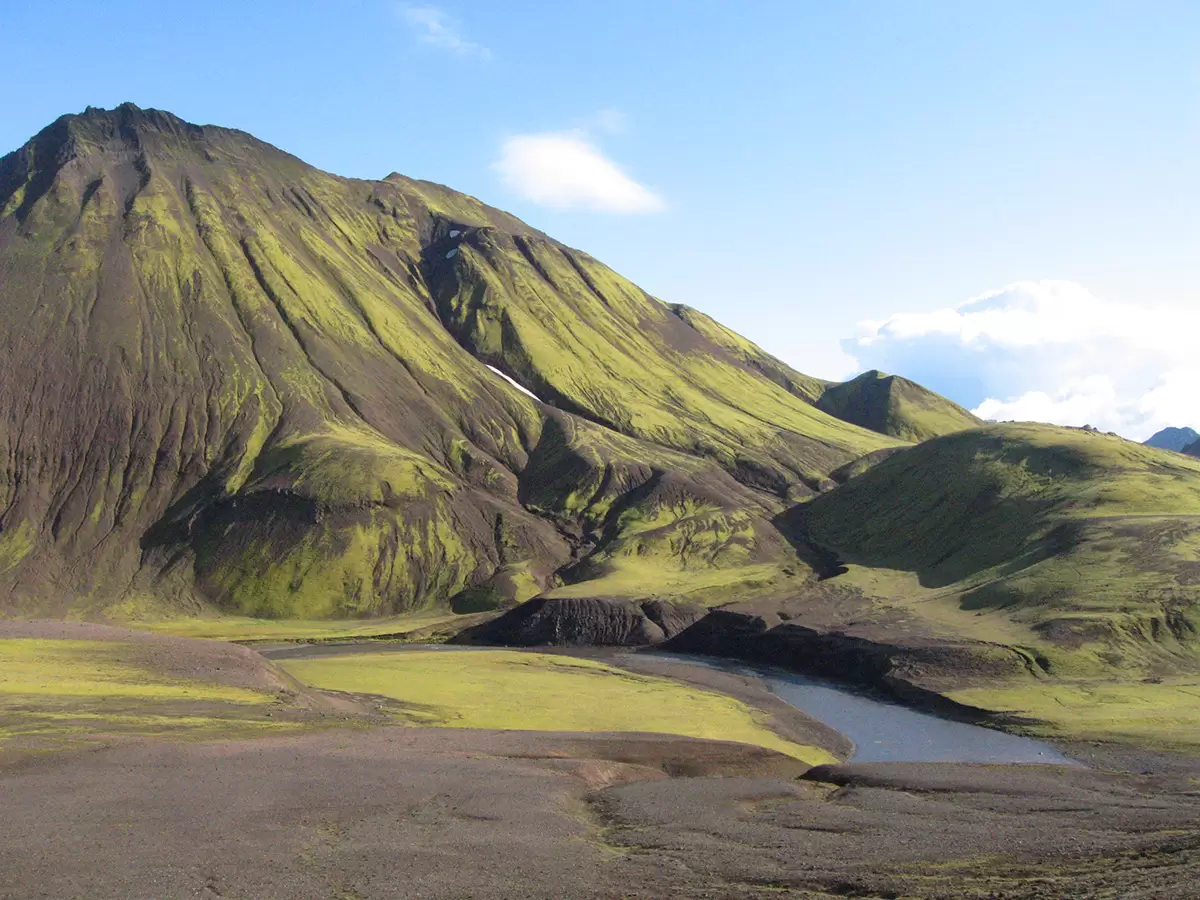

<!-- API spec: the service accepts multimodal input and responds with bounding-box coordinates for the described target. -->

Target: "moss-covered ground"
[546,560,788,605]
[796,423,1200,676]
[951,678,1200,750]
[0,639,292,748]
[280,649,835,764]
[140,612,466,643]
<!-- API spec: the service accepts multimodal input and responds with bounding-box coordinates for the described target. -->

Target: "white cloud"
[491,131,665,214]
[398,6,491,59]
[847,280,1200,441]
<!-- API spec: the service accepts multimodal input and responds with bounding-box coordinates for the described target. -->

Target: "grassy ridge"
[140,613,468,642]
[951,679,1200,749]
[797,423,1200,674]
[428,225,901,498]
[281,649,835,764]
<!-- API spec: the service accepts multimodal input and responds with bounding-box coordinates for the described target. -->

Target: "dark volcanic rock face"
[662,606,1028,717]
[457,596,705,647]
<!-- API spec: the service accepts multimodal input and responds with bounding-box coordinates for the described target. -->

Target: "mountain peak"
[1144,426,1199,453]
[816,369,979,443]
[0,104,910,616]
[0,105,310,226]
[38,103,208,151]
[75,101,193,130]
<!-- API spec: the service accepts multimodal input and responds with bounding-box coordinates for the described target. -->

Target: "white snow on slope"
[486,365,541,401]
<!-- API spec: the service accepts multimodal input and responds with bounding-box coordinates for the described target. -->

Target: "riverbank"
[262,642,1076,766]
[5,626,1200,897]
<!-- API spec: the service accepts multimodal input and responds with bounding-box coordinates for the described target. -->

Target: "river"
[629,652,1076,765]
[261,642,1077,766]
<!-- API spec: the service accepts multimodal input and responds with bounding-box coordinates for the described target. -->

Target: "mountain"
[0,104,902,618]
[1145,426,1200,453]
[1184,439,1200,458]
[815,369,981,443]
[4,105,1198,690]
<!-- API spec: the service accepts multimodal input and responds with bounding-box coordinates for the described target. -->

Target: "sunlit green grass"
[0,639,287,746]
[547,559,786,604]
[800,423,1200,673]
[282,649,835,764]
[140,612,466,643]
[951,678,1200,749]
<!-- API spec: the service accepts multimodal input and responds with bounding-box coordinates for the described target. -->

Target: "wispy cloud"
[397,5,491,60]
[491,129,665,214]
[579,108,629,136]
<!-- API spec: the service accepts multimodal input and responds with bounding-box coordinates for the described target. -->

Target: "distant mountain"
[1185,439,1200,458]
[786,423,1200,674]
[815,370,981,443]
[1144,427,1199,452]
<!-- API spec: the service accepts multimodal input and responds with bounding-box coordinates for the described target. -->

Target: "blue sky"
[3,1,1198,437]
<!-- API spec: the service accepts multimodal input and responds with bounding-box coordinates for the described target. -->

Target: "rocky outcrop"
[455,596,706,647]
[663,607,1029,720]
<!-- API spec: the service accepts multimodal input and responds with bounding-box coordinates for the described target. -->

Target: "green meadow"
[140,612,467,643]
[280,649,835,764]
[0,639,292,749]
[952,678,1200,750]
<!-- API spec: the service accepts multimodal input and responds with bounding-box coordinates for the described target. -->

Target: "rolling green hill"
[0,104,901,619]
[790,423,1200,675]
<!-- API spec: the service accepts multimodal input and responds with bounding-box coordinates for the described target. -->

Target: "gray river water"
[262,642,1077,766]
[635,653,1076,765]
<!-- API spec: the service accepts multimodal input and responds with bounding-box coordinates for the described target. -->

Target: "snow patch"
[445,248,458,259]
[486,365,540,401]
[449,229,461,238]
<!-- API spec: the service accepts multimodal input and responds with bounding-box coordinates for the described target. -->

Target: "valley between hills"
[1,104,1199,898]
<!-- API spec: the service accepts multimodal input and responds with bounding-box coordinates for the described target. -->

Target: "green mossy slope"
[0,104,889,618]
[425,226,900,499]
[792,424,1200,672]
